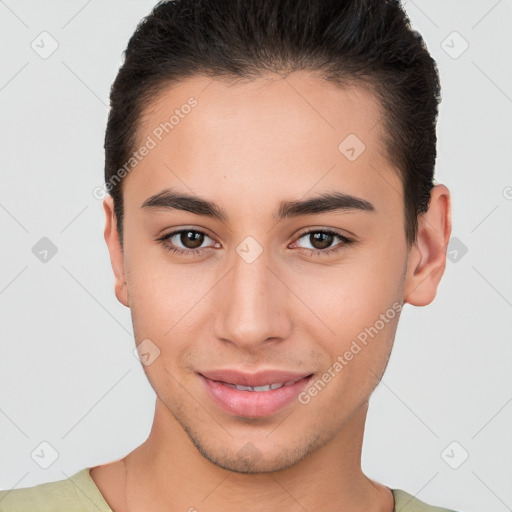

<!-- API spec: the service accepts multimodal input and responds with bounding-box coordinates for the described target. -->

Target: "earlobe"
[404,184,452,306]
[103,195,130,308]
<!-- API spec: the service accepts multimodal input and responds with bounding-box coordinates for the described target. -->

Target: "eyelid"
[293,225,356,241]
[157,224,217,240]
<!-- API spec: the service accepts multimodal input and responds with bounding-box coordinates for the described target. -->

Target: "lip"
[198,370,314,418]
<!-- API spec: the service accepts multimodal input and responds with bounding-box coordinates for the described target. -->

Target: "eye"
[156,229,220,256]
[156,227,354,258]
[292,229,354,257]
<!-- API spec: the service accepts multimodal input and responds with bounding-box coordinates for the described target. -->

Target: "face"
[103,71,445,474]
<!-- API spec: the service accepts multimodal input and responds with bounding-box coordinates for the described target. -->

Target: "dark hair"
[104,0,441,249]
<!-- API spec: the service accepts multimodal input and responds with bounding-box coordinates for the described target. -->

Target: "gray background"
[1,1,511,511]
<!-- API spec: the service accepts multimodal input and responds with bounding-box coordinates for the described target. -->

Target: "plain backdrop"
[0,1,511,511]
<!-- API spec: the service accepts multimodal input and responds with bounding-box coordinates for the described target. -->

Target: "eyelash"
[155,228,354,258]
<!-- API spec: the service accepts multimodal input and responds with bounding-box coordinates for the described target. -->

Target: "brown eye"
[156,229,219,256]
[179,230,205,249]
[309,231,335,250]
[293,229,354,257]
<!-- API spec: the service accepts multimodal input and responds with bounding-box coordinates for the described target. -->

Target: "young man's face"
[104,72,449,473]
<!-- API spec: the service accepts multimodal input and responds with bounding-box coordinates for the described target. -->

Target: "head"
[103,0,451,474]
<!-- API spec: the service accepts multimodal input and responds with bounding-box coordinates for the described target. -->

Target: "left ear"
[404,184,452,306]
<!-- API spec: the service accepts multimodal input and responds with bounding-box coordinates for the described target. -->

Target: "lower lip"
[199,374,313,418]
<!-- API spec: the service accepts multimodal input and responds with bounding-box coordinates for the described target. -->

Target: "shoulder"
[0,468,112,512]
[392,489,461,512]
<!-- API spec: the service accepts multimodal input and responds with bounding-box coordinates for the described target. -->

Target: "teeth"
[235,384,254,391]
[253,384,272,391]
[223,380,298,392]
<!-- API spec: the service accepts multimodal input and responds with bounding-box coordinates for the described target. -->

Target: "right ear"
[103,195,129,308]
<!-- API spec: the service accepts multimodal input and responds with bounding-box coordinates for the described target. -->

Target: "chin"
[185,425,322,474]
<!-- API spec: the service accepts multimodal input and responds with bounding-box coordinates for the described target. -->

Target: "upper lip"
[198,369,313,387]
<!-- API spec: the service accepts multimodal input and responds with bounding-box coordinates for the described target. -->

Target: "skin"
[92,71,452,512]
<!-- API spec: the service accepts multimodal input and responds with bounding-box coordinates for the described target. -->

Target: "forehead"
[125,71,402,217]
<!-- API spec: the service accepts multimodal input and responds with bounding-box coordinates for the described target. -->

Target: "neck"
[121,398,394,512]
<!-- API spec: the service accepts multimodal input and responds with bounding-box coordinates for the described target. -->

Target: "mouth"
[198,370,314,418]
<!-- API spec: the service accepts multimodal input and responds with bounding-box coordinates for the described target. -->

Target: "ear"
[103,195,129,308]
[404,184,452,306]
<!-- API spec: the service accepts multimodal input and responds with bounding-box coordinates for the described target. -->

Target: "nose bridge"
[213,239,291,348]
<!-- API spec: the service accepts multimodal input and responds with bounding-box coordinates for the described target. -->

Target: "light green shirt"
[0,468,459,511]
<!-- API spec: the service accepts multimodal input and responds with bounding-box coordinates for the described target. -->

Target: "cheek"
[293,249,405,334]
[124,249,218,345]
[127,265,211,387]
[288,243,406,381]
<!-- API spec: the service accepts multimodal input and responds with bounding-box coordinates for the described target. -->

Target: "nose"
[212,243,293,351]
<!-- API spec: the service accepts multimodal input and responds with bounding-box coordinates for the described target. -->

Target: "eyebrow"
[141,188,375,221]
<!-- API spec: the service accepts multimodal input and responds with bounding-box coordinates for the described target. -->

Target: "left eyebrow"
[276,191,375,220]
[140,188,375,221]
